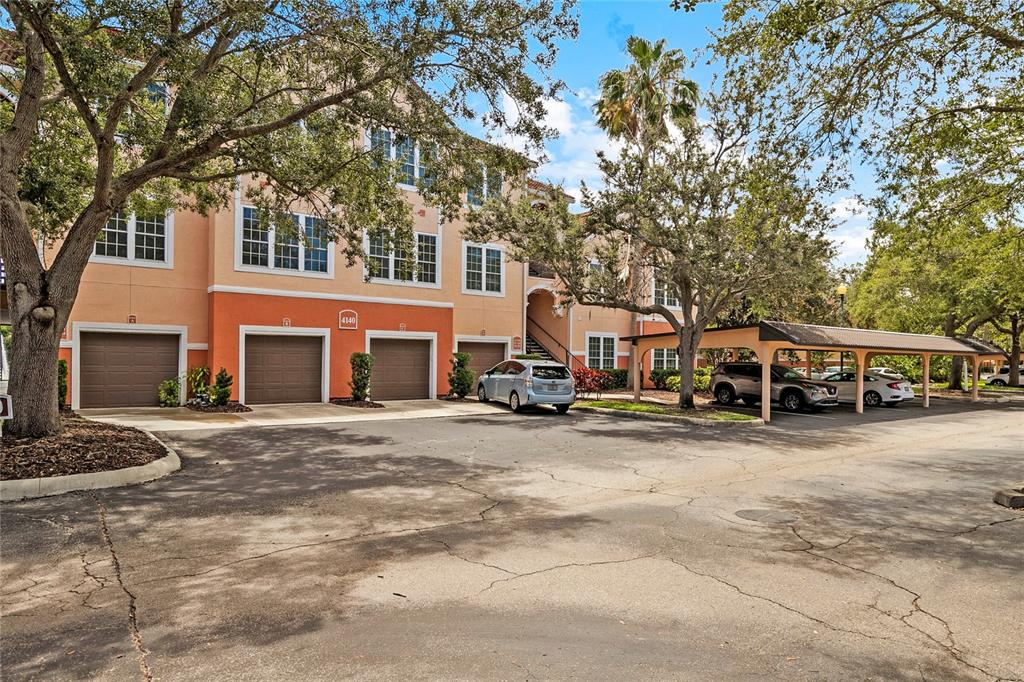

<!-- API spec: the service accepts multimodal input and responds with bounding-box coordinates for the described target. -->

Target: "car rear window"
[532,366,570,379]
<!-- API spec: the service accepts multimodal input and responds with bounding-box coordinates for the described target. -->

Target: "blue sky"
[480,0,875,267]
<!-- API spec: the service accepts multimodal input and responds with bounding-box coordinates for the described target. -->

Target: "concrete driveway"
[2,401,1022,680]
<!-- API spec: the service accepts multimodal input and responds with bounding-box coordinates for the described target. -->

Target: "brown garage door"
[80,332,180,408]
[369,338,431,400]
[458,341,507,382]
[245,335,323,404]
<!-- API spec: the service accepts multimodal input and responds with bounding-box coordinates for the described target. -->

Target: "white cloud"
[830,196,868,220]
[833,223,872,264]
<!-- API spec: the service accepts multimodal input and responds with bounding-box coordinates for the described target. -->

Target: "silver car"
[476,359,575,413]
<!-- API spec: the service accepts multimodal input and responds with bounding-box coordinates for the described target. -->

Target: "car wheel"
[864,390,882,407]
[555,404,570,414]
[715,384,736,405]
[509,391,523,413]
[780,390,803,412]
[477,384,489,403]
[990,379,1006,386]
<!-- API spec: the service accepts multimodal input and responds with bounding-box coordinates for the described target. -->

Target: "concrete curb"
[573,405,764,428]
[1,432,181,502]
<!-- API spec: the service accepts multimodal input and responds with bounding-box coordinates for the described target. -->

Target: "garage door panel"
[458,342,507,383]
[80,332,180,408]
[245,335,322,404]
[369,338,431,400]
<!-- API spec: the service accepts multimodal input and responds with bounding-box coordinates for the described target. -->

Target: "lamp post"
[836,284,848,370]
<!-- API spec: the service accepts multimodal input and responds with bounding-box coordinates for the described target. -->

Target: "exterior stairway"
[523,334,557,362]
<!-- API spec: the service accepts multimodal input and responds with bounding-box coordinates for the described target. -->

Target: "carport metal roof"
[622,321,1005,422]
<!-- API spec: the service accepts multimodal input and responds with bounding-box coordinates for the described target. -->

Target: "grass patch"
[577,399,755,421]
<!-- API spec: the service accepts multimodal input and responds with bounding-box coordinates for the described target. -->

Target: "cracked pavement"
[1,400,1022,680]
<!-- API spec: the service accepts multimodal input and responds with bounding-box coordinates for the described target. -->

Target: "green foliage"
[158,378,180,407]
[57,359,68,408]
[210,368,233,406]
[649,368,680,390]
[599,368,629,390]
[186,365,211,401]
[572,366,610,398]
[665,367,710,393]
[0,325,11,347]
[350,352,374,402]
[448,352,475,398]
[513,353,544,360]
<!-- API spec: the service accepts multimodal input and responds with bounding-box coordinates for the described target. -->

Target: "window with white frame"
[94,211,169,264]
[463,243,503,294]
[653,275,680,307]
[239,206,332,276]
[587,334,617,370]
[467,165,503,207]
[367,231,439,285]
[652,348,679,371]
[369,128,434,188]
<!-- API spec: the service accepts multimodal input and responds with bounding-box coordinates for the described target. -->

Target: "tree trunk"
[7,304,62,437]
[675,327,700,409]
[1008,317,1021,387]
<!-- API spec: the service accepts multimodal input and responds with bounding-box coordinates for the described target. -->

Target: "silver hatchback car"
[476,359,576,413]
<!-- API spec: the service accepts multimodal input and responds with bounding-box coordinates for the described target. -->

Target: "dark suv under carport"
[711,362,839,412]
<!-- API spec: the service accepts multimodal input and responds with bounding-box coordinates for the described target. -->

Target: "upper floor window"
[653,275,679,308]
[652,348,679,371]
[239,206,333,277]
[367,231,439,286]
[587,334,617,370]
[463,242,503,295]
[369,128,433,188]
[467,165,503,207]
[93,211,171,268]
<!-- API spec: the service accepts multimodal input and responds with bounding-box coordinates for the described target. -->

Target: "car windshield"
[774,367,805,380]
[532,366,570,380]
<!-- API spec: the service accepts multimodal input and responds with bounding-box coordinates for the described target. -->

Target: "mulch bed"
[330,397,385,409]
[1,417,167,481]
[186,401,252,413]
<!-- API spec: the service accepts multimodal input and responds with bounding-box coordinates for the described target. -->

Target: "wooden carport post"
[971,355,980,402]
[759,343,775,423]
[854,349,869,414]
[922,353,931,408]
[632,340,641,403]
[805,350,813,377]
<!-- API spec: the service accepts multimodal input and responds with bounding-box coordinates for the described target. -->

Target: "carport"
[624,321,1005,422]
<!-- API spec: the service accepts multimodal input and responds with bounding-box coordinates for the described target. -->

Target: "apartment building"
[31,144,677,409]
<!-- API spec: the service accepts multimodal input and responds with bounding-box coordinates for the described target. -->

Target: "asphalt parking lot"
[2,399,1022,680]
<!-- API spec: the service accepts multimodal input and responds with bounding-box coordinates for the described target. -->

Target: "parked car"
[868,366,905,380]
[982,366,1011,386]
[476,359,575,413]
[821,371,915,407]
[711,362,839,412]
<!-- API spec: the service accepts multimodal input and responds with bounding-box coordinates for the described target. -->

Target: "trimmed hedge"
[649,368,680,390]
[599,368,628,389]
[664,367,710,393]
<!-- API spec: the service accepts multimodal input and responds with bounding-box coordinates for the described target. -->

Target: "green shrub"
[158,377,180,407]
[513,353,544,360]
[210,367,233,406]
[599,368,628,389]
[57,359,68,408]
[350,352,374,401]
[448,352,475,398]
[665,374,680,392]
[187,365,211,401]
[649,368,680,389]
[662,367,710,393]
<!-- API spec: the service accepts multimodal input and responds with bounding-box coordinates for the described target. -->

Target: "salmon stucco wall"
[209,291,454,400]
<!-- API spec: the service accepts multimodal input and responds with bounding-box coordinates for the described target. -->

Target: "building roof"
[623,321,1006,356]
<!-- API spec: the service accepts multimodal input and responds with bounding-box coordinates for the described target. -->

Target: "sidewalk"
[79,399,505,432]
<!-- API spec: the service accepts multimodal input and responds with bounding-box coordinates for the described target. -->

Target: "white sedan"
[821,371,916,407]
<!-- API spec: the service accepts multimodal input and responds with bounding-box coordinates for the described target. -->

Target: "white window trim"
[454,335,512,360]
[467,163,503,208]
[238,325,331,405]
[651,274,682,310]
[233,194,336,280]
[652,347,680,371]
[365,330,438,399]
[362,230,442,290]
[70,322,188,410]
[585,332,618,370]
[365,128,429,192]
[461,241,506,297]
[90,211,175,270]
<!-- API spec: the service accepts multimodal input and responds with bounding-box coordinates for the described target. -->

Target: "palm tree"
[594,37,698,393]
[595,36,698,159]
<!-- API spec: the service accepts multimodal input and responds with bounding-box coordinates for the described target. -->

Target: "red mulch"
[330,398,385,409]
[1,417,167,481]
[186,401,252,413]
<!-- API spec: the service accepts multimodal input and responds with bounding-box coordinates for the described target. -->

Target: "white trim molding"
[207,284,455,309]
[238,325,331,405]
[71,322,188,410]
[186,343,209,350]
[365,329,438,399]
[584,332,618,370]
[455,335,512,360]
[461,240,506,297]
[89,210,175,270]
[233,198,336,280]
